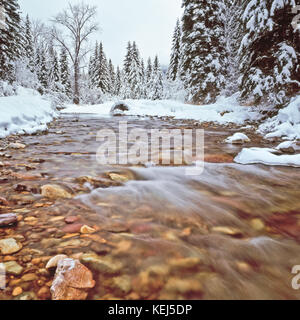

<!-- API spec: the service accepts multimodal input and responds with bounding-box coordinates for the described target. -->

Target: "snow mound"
[110,101,130,116]
[224,132,250,144]
[63,94,261,125]
[234,147,300,167]
[0,87,57,138]
[258,96,300,140]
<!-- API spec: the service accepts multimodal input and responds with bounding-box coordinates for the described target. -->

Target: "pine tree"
[108,59,115,95]
[88,42,99,88]
[128,41,143,98]
[123,41,132,77]
[181,0,227,103]
[24,14,34,72]
[0,0,22,81]
[60,47,71,96]
[150,55,164,100]
[49,47,60,91]
[145,57,153,99]
[97,42,110,94]
[239,0,300,106]
[114,66,122,96]
[168,19,182,81]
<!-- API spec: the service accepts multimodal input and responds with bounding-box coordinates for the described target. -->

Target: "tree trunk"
[73,61,80,105]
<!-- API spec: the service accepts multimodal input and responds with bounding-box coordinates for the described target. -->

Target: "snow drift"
[63,94,261,125]
[0,87,58,138]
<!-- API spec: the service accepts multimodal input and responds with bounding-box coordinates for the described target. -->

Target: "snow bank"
[235,147,300,167]
[0,87,57,138]
[63,94,261,125]
[224,132,250,144]
[258,95,300,140]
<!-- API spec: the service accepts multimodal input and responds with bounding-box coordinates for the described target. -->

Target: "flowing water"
[1,114,300,300]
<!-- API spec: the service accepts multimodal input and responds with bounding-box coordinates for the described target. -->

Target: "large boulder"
[110,101,130,116]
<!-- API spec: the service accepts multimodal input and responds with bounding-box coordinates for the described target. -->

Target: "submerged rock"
[0,238,22,255]
[110,101,130,116]
[3,261,24,275]
[50,258,95,300]
[0,213,18,227]
[9,142,26,149]
[46,254,68,269]
[41,184,73,200]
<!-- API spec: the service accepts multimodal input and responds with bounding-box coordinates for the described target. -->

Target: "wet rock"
[0,238,22,255]
[80,253,122,275]
[107,173,130,183]
[0,196,9,206]
[169,257,202,270]
[224,133,251,144]
[65,216,80,224]
[51,258,95,300]
[41,238,61,249]
[14,291,37,300]
[111,275,132,295]
[46,255,68,269]
[250,218,265,231]
[0,213,18,227]
[110,102,130,116]
[9,142,26,149]
[204,154,234,163]
[62,223,84,234]
[80,225,96,234]
[12,287,23,297]
[3,261,24,275]
[164,278,203,295]
[21,273,38,282]
[37,286,51,300]
[9,195,36,205]
[211,226,243,237]
[41,184,73,200]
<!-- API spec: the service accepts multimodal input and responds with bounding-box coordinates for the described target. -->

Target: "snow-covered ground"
[0,87,57,138]
[63,94,261,125]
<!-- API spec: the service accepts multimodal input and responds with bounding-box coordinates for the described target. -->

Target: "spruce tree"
[168,19,182,81]
[114,66,122,97]
[150,55,164,100]
[0,0,22,81]
[97,42,110,94]
[181,0,227,103]
[60,47,71,97]
[24,14,34,72]
[239,0,300,106]
[108,59,115,95]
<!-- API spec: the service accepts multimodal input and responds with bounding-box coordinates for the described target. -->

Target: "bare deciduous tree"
[51,2,98,104]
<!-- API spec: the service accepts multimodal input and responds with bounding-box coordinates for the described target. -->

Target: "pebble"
[21,273,38,282]
[41,184,72,200]
[250,218,265,231]
[80,253,122,275]
[0,213,18,227]
[65,216,80,224]
[62,223,84,233]
[0,238,23,255]
[80,225,96,234]
[12,287,23,297]
[9,142,26,149]
[4,261,24,275]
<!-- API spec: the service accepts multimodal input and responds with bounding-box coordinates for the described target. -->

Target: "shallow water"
[1,114,300,300]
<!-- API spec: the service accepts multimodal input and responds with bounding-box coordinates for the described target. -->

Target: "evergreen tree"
[36,49,49,92]
[114,66,122,96]
[239,0,300,105]
[49,47,60,91]
[88,42,99,88]
[60,47,71,96]
[168,19,182,81]
[123,41,132,77]
[97,42,110,94]
[181,0,227,103]
[150,55,164,100]
[0,0,22,81]
[24,14,34,72]
[108,59,115,95]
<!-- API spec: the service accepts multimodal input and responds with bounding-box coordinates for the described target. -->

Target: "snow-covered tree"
[23,14,35,72]
[114,66,122,97]
[96,42,110,94]
[60,47,71,97]
[168,19,182,81]
[181,0,227,103]
[108,59,115,95]
[239,0,300,106]
[0,0,22,81]
[149,55,164,100]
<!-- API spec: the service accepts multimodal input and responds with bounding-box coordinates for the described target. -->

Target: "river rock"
[9,142,26,149]
[50,258,95,300]
[80,253,122,275]
[62,223,83,233]
[110,102,130,116]
[41,184,73,200]
[3,261,24,275]
[0,238,22,255]
[46,255,68,269]
[65,216,80,224]
[12,287,23,297]
[80,225,96,234]
[0,196,9,206]
[0,213,18,227]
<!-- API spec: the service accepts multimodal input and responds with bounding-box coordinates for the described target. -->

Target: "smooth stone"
[0,238,22,255]
[46,254,68,269]
[21,273,38,282]
[12,287,23,297]
[41,184,72,200]
[65,216,80,224]
[0,213,18,227]
[80,253,122,275]
[3,261,24,275]
[80,225,96,234]
[250,218,265,231]
[9,142,26,149]
[62,223,84,234]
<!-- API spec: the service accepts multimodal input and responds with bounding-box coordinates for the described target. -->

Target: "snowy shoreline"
[0,87,58,139]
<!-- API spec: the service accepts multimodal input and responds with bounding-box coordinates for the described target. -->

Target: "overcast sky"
[18,0,183,67]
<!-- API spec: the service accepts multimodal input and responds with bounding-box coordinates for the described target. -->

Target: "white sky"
[18,0,183,67]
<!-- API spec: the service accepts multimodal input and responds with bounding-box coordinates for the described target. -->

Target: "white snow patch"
[235,147,300,167]
[225,132,250,144]
[258,95,300,140]
[0,87,57,138]
[63,94,261,125]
